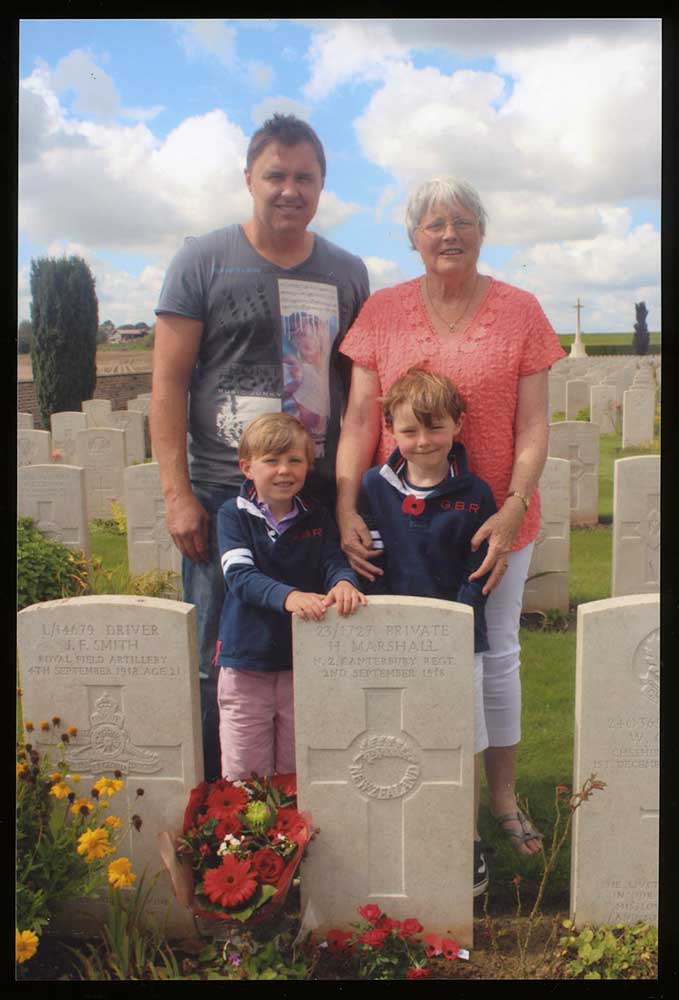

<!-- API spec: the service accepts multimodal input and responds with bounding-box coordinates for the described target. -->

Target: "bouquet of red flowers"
[166,773,311,925]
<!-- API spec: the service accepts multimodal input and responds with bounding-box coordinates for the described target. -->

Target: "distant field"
[557,332,661,347]
[18,348,153,378]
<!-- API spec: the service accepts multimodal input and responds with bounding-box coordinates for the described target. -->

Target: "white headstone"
[548,376,566,418]
[18,412,34,429]
[75,428,127,520]
[51,411,88,465]
[565,380,590,420]
[611,456,660,597]
[16,595,203,937]
[108,410,145,466]
[125,463,181,577]
[590,385,618,435]
[295,597,474,946]
[18,465,90,558]
[548,422,600,526]
[18,429,52,467]
[570,594,659,927]
[522,458,570,613]
[82,398,113,428]
[622,388,655,449]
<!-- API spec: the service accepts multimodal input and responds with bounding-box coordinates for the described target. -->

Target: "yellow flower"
[16,929,39,964]
[93,777,124,798]
[70,773,81,783]
[77,827,114,861]
[49,781,72,800]
[16,763,28,777]
[50,772,62,783]
[105,815,123,829]
[107,857,136,889]
[70,798,94,816]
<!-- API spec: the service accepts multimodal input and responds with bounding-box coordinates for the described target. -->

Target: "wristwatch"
[506,490,530,512]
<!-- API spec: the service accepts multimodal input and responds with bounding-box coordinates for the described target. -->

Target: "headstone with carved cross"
[622,388,655,449]
[51,411,88,465]
[75,427,127,520]
[611,456,660,597]
[548,421,599,526]
[294,596,475,946]
[522,457,570,613]
[18,464,90,558]
[570,594,659,927]
[125,462,181,577]
[16,595,203,937]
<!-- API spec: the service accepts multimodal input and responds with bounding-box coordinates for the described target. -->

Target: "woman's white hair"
[405,177,488,248]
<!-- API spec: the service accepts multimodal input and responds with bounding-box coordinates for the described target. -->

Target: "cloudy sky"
[18,17,661,333]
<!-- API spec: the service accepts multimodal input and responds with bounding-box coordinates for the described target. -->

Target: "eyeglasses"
[418,217,477,237]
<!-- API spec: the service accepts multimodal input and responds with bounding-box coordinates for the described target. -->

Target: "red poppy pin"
[402,495,425,516]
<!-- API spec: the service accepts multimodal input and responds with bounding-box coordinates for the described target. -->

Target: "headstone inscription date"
[17,596,203,937]
[294,597,474,946]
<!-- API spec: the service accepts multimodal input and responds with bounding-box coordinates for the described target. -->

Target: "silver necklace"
[425,274,479,332]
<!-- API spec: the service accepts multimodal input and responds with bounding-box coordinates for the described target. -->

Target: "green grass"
[557,332,661,348]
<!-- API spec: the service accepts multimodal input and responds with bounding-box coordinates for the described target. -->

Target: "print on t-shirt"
[279,279,339,459]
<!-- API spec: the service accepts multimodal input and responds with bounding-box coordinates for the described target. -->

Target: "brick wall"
[18,370,152,429]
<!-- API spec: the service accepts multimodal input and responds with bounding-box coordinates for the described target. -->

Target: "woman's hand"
[469,500,526,594]
[337,508,384,581]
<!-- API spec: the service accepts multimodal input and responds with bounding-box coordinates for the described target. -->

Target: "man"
[151,115,370,780]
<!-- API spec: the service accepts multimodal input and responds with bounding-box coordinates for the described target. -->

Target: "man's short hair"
[246,114,326,182]
[382,368,467,428]
[239,412,315,465]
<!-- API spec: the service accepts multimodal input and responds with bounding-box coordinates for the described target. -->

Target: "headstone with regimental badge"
[16,595,203,937]
[125,462,181,577]
[18,464,90,558]
[294,596,474,946]
[611,456,660,597]
[75,428,127,520]
[548,421,599,526]
[570,594,659,927]
[18,429,52,467]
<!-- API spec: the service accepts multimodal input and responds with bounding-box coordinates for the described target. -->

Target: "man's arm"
[150,314,209,564]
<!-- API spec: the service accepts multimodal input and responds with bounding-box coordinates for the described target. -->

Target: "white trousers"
[481,542,534,748]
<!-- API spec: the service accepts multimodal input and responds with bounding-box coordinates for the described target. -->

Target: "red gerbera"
[270,806,305,837]
[205,782,249,817]
[271,772,296,797]
[399,917,423,938]
[251,848,285,884]
[357,903,381,924]
[406,967,431,979]
[327,928,353,953]
[215,813,243,840]
[202,854,257,908]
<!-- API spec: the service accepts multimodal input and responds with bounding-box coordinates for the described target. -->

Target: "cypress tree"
[30,256,98,428]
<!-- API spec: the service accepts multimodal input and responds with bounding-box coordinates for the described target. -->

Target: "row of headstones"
[523,445,659,612]
[18,461,180,576]
[18,395,152,469]
[16,589,659,943]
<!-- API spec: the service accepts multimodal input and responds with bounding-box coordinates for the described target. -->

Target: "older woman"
[336,177,566,872]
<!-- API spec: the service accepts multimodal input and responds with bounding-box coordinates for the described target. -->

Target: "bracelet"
[505,490,530,512]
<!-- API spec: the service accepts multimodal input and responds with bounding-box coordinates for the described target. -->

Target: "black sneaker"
[473,840,489,897]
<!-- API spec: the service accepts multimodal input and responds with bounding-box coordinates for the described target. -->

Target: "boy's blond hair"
[382,368,466,428]
[238,412,315,465]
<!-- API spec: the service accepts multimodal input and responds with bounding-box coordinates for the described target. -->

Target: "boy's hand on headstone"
[324,581,368,617]
[284,591,328,621]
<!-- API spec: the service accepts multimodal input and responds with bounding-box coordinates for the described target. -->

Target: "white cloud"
[172,19,237,67]
[314,190,362,232]
[251,96,312,125]
[303,21,409,101]
[363,255,406,292]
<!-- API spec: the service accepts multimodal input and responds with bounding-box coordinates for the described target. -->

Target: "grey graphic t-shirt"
[155,225,370,497]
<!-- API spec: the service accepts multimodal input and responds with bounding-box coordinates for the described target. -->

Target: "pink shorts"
[217,667,295,780]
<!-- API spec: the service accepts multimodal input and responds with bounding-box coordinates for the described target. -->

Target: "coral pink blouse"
[339,277,566,550]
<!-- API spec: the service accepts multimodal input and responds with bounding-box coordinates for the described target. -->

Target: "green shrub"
[575,408,590,422]
[17,518,88,610]
[554,920,657,979]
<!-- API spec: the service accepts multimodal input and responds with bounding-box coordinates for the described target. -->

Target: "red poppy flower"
[215,814,243,840]
[399,917,423,938]
[423,933,443,957]
[406,967,431,979]
[183,781,210,832]
[442,938,460,960]
[202,854,257,908]
[206,782,249,818]
[271,772,296,797]
[402,495,425,516]
[327,928,353,953]
[251,848,285,884]
[357,903,381,924]
[361,928,387,950]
